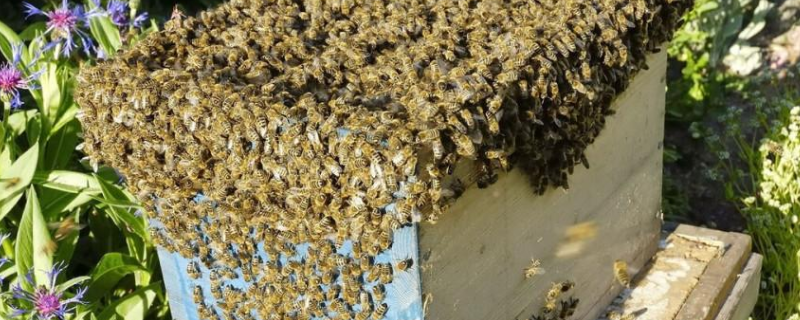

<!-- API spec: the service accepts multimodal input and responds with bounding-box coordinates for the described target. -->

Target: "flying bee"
[48,219,86,241]
[614,260,631,287]
[524,258,545,279]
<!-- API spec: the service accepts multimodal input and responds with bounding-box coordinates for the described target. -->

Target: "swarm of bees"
[74,0,689,318]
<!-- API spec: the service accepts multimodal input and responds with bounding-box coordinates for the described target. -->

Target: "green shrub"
[740,106,800,320]
[0,1,169,319]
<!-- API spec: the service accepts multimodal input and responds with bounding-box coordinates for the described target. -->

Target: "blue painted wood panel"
[157,224,424,320]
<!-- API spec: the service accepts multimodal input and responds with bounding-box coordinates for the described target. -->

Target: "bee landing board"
[158,50,667,320]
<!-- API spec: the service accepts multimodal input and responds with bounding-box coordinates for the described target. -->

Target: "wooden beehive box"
[157,50,667,320]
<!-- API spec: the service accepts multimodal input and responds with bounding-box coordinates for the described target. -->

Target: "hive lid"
[74,0,689,317]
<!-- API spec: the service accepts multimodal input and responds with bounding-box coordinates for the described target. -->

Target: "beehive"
[74,0,689,318]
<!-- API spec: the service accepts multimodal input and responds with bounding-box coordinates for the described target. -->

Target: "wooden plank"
[157,247,200,320]
[598,226,723,320]
[674,225,752,320]
[714,253,763,320]
[418,50,667,320]
[596,225,759,320]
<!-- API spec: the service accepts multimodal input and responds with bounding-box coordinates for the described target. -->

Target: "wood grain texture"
[674,225,753,320]
[715,253,762,320]
[597,229,721,320]
[418,50,667,320]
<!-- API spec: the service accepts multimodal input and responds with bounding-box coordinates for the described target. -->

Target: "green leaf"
[35,171,101,216]
[34,170,101,193]
[0,191,23,222]
[26,113,42,146]
[98,281,160,320]
[55,276,90,293]
[86,1,123,56]
[86,253,148,302]
[40,190,95,217]
[49,104,79,138]
[6,110,38,137]
[19,22,47,42]
[95,177,148,240]
[15,187,54,288]
[44,121,80,169]
[0,143,40,202]
[39,62,64,128]
[0,20,23,64]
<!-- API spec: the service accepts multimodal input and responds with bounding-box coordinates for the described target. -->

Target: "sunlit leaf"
[34,170,101,193]
[0,192,23,222]
[6,110,38,137]
[15,187,54,288]
[737,0,773,40]
[55,276,90,293]
[19,22,46,42]
[39,62,64,128]
[45,121,80,169]
[86,253,148,302]
[49,104,79,137]
[0,143,39,202]
[0,20,23,65]
[95,177,148,240]
[86,0,123,56]
[97,281,160,320]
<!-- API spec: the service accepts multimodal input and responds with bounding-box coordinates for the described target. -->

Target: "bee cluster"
[529,281,579,320]
[74,0,689,318]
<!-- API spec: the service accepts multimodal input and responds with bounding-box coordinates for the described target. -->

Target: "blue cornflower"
[0,44,41,109]
[23,0,95,57]
[101,0,149,28]
[0,258,9,286]
[7,262,88,320]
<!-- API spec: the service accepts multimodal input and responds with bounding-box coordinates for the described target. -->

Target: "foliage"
[0,1,169,319]
[728,102,800,320]
[665,0,771,121]
[742,106,800,320]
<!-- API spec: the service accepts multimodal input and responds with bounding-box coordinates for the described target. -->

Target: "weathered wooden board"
[715,253,762,320]
[674,225,753,320]
[597,224,760,320]
[418,50,667,320]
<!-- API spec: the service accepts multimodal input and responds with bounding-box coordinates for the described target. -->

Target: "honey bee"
[453,133,476,157]
[372,303,388,318]
[187,261,201,279]
[524,258,545,279]
[607,311,636,320]
[395,258,413,272]
[193,285,205,304]
[613,260,631,288]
